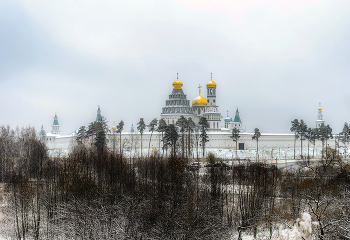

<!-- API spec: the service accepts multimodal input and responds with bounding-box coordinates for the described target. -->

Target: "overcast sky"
[1,0,350,134]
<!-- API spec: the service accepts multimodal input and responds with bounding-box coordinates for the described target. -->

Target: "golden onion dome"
[192,85,207,106]
[192,94,207,106]
[173,73,183,89]
[318,103,322,112]
[112,121,116,130]
[206,72,217,89]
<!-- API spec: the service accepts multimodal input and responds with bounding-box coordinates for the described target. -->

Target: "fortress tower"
[51,112,60,135]
[96,105,102,122]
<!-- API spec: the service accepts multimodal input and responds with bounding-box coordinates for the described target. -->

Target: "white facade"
[43,131,335,154]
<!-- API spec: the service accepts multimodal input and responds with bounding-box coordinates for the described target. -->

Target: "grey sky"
[1,0,350,134]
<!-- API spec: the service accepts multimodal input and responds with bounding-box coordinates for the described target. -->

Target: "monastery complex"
[39,74,334,155]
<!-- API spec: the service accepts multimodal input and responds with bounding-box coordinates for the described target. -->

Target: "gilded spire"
[206,72,217,88]
[198,84,202,95]
[318,103,322,112]
[227,110,229,117]
[112,121,116,130]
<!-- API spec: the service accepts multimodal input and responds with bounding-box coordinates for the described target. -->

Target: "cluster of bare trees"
[2,124,350,239]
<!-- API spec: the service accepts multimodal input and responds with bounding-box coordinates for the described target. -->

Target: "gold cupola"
[173,73,183,89]
[192,84,207,106]
[112,121,116,130]
[206,72,217,88]
[318,103,322,112]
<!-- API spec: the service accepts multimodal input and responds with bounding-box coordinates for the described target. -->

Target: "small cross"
[198,84,202,94]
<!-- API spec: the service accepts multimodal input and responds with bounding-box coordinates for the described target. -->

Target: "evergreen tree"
[157,119,167,156]
[176,116,187,158]
[198,117,209,157]
[252,128,261,162]
[163,124,178,157]
[290,119,300,159]
[116,120,124,154]
[339,122,350,158]
[137,118,146,159]
[230,127,241,161]
[85,117,110,151]
[187,117,195,159]
[318,123,333,159]
[94,125,106,151]
[305,127,318,158]
[76,126,87,145]
[148,118,158,157]
[86,121,98,146]
[298,119,308,158]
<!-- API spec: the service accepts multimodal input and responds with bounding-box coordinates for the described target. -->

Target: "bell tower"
[316,103,325,128]
[206,73,217,106]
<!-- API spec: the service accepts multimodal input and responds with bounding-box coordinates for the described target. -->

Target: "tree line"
[1,123,350,239]
[290,119,350,159]
[75,115,212,160]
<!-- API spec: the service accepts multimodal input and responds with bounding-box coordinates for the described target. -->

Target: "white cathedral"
[39,74,331,153]
[160,73,242,132]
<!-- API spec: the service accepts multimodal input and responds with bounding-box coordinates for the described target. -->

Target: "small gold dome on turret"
[192,84,207,106]
[173,73,183,89]
[318,103,322,112]
[206,72,217,89]
[112,121,116,130]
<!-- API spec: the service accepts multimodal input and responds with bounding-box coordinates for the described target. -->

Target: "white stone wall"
[46,132,336,153]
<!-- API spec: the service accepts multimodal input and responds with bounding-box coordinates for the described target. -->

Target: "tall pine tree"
[157,119,167,156]
[230,127,241,161]
[290,119,300,159]
[164,124,178,157]
[116,120,124,154]
[176,116,187,158]
[199,117,209,157]
[137,118,146,159]
[148,118,158,157]
[339,122,350,158]
[252,128,261,162]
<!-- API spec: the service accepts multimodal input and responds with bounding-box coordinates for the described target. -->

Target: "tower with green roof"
[96,105,102,122]
[39,124,46,137]
[224,108,243,132]
[51,112,60,135]
[233,108,241,123]
[224,110,232,128]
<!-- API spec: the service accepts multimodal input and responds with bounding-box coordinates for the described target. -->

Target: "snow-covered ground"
[48,146,348,162]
